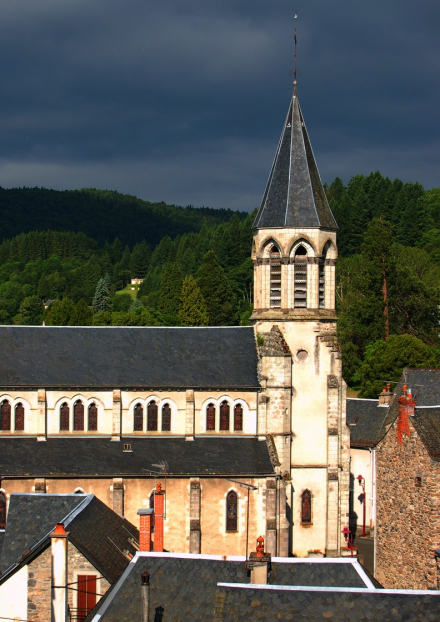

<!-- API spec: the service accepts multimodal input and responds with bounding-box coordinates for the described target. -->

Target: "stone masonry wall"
[27,546,52,622]
[67,542,110,612]
[376,417,440,589]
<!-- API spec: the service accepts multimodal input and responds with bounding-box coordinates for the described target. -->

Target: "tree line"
[0,172,439,396]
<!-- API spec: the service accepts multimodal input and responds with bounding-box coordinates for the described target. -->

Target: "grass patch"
[115,284,140,300]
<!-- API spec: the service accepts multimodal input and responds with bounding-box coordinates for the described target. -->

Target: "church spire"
[253,63,337,231]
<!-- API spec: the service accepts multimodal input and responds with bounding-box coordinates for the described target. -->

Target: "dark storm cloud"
[0,0,438,210]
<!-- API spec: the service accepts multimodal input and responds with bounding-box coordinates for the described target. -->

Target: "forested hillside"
[0,173,439,394]
[0,187,242,247]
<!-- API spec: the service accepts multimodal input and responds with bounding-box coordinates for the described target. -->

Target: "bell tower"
[252,83,350,557]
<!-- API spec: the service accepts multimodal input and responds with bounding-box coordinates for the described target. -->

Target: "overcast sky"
[0,0,439,211]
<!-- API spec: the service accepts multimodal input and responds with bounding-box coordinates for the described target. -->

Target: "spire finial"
[293,13,298,96]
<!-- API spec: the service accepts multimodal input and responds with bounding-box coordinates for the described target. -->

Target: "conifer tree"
[45,298,75,326]
[70,299,93,326]
[196,251,237,326]
[17,296,44,325]
[179,275,209,326]
[92,278,112,313]
[130,240,151,278]
[159,262,183,322]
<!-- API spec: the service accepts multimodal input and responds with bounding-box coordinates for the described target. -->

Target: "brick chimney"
[137,509,153,552]
[51,523,68,622]
[153,483,164,553]
[378,383,393,406]
[248,536,271,585]
[397,384,416,444]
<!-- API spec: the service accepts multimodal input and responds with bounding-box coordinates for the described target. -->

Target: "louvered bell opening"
[270,246,282,309]
[319,262,325,309]
[294,249,308,308]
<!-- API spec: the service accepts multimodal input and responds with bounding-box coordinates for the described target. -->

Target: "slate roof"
[0,326,259,389]
[0,437,274,477]
[0,494,138,582]
[90,554,374,622]
[346,399,389,448]
[91,553,439,622]
[253,94,337,230]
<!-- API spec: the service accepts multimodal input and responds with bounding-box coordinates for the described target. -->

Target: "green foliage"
[17,296,44,325]
[196,251,237,326]
[45,298,75,326]
[179,275,209,326]
[70,299,93,326]
[358,335,439,398]
[158,263,184,323]
[92,277,112,313]
[113,293,133,312]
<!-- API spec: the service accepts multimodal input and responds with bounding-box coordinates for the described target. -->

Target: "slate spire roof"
[253,91,337,230]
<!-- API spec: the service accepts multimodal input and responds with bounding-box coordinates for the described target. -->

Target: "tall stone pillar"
[112,389,121,440]
[37,389,46,439]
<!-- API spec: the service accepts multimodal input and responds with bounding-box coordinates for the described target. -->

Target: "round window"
[296,349,308,362]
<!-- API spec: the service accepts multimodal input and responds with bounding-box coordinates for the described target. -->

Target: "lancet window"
[301,489,312,524]
[60,402,69,431]
[226,490,238,532]
[220,401,230,431]
[269,244,282,309]
[233,404,243,431]
[294,245,308,308]
[206,403,215,431]
[73,400,84,431]
[147,401,158,431]
[88,403,98,431]
[134,403,143,431]
[15,403,25,431]
[162,403,171,432]
[0,400,11,431]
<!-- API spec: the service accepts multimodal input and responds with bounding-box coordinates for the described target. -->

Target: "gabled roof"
[253,93,337,230]
[0,437,275,477]
[0,326,259,389]
[90,553,374,621]
[346,399,389,448]
[0,494,138,581]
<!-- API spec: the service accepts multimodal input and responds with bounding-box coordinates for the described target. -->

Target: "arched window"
[206,403,215,431]
[60,402,69,431]
[134,403,143,431]
[88,403,98,431]
[162,403,171,432]
[73,401,84,431]
[220,401,230,431]
[294,245,308,308]
[15,403,25,431]
[233,404,243,432]
[0,491,6,529]
[319,241,331,309]
[301,489,312,524]
[0,400,11,431]
[269,244,282,309]
[147,401,158,432]
[226,490,238,532]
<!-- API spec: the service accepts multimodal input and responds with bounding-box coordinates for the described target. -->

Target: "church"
[0,80,350,558]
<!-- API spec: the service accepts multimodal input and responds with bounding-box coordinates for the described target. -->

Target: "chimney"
[397,383,416,444]
[137,509,154,552]
[141,571,150,622]
[378,383,393,406]
[248,536,271,585]
[50,523,68,622]
[153,483,164,553]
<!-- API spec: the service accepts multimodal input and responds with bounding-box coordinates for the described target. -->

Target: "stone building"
[0,82,349,557]
[374,369,440,589]
[0,493,138,622]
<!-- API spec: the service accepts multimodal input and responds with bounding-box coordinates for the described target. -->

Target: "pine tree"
[17,296,44,325]
[179,275,209,326]
[70,299,93,326]
[130,241,151,278]
[92,278,112,313]
[196,251,237,326]
[158,263,183,321]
